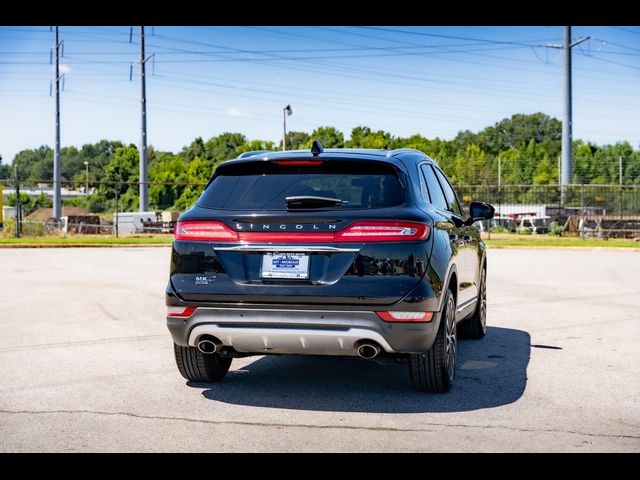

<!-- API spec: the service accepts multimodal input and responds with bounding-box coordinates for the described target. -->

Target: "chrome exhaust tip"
[356,342,381,359]
[197,336,222,354]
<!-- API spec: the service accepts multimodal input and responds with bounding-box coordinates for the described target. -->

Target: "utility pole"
[283,104,293,151]
[53,26,62,222]
[497,156,501,192]
[139,26,150,212]
[548,27,589,204]
[84,161,89,193]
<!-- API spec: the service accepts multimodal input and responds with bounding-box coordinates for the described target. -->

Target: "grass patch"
[0,233,638,249]
[0,235,173,246]
[484,233,640,248]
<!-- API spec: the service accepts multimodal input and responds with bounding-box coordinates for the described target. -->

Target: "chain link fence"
[2,178,640,237]
[455,184,640,238]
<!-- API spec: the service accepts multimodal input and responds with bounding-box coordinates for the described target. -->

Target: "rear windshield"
[197,160,406,210]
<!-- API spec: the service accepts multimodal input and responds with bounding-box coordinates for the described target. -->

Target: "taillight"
[335,221,429,242]
[167,306,197,318]
[174,221,239,242]
[376,311,434,322]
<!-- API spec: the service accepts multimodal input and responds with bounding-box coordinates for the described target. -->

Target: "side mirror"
[464,201,495,226]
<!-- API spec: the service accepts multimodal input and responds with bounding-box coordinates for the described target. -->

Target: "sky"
[0,25,639,164]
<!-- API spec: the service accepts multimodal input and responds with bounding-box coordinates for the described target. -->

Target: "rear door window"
[420,164,448,211]
[197,160,406,210]
[433,166,463,217]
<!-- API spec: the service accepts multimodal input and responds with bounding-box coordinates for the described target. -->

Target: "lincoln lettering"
[235,224,338,231]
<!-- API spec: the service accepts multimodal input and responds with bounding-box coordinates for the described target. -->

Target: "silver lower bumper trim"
[188,325,395,356]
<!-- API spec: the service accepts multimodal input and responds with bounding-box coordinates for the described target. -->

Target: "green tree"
[181,137,207,162]
[100,146,140,210]
[305,126,344,148]
[149,155,188,210]
[452,144,488,185]
[204,132,248,164]
[5,192,48,216]
[346,126,391,149]
[496,148,523,185]
[533,154,556,185]
[0,164,8,180]
[12,146,52,183]
[6,192,32,208]
[173,156,214,211]
[474,113,562,155]
[280,131,310,150]
[574,142,594,184]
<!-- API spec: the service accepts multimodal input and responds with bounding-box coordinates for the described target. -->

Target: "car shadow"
[189,326,530,413]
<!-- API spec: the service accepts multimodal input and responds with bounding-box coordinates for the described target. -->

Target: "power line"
[353,26,552,47]
[613,26,640,37]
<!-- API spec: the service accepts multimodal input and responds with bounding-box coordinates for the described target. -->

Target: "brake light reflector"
[377,311,434,322]
[335,221,429,242]
[174,221,239,241]
[167,306,197,318]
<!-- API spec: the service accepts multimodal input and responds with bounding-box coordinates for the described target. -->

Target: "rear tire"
[409,289,457,393]
[173,343,232,382]
[459,266,487,339]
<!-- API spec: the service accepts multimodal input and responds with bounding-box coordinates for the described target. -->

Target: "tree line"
[1,112,639,214]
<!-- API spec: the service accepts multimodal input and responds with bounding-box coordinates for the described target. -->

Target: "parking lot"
[0,247,639,452]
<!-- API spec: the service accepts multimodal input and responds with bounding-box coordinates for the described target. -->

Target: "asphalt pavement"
[0,247,639,452]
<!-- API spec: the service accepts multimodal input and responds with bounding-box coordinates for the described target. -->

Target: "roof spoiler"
[237,150,273,159]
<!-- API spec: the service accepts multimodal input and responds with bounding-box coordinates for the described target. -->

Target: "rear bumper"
[167,307,441,356]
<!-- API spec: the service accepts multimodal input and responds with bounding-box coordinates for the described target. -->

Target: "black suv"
[166,143,494,392]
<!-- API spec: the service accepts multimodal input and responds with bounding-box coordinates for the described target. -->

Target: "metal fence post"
[14,165,21,238]
[580,183,585,240]
[620,185,624,221]
[115,183,120,238]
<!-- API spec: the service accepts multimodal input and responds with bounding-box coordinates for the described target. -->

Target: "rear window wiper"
[285,196,349,209]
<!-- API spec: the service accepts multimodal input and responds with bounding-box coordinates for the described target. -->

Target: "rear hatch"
[170,156,433,306]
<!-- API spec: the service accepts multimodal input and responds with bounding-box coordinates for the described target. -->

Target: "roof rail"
[237,150,273,159]
[386,148,425,158]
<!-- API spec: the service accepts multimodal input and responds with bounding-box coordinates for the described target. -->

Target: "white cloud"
[224,107,249,118]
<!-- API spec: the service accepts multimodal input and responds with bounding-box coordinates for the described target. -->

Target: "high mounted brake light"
[175,220,429,243]
[275,160,324,166]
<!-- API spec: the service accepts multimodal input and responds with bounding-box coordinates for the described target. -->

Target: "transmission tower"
[547,26,589,202]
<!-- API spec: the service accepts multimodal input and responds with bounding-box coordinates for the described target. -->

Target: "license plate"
[261,253,309,279]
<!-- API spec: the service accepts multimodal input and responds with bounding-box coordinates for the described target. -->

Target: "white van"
[519,215,551,234]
